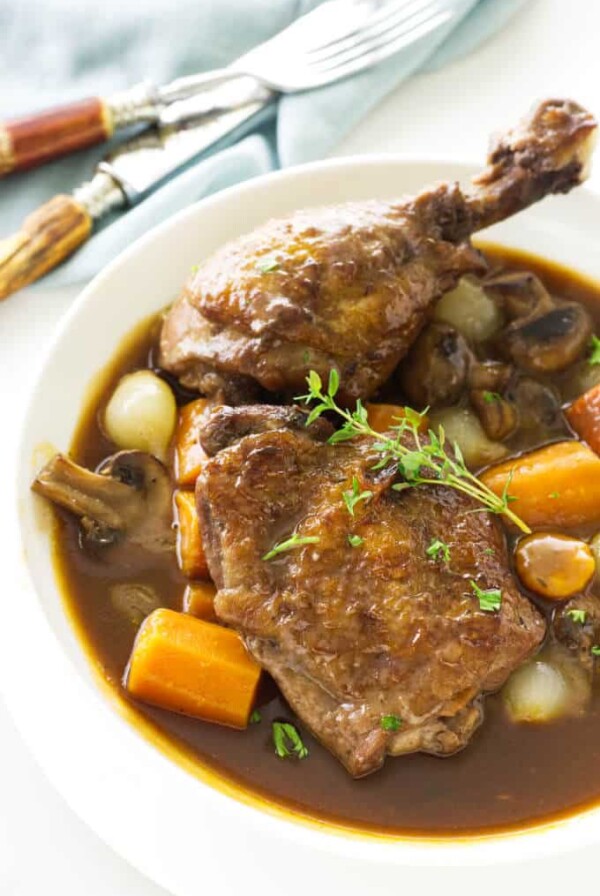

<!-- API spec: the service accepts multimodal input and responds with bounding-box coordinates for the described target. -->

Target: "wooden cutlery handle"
[0,97,113,176]
[0,195,92,299]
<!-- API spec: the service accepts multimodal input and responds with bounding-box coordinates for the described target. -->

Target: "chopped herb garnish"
[343,475,373,517]
[262,532,320,561]
[592,645,600,657]
[567,609,587,624]
[548,491,560,499]
[257,257,280,274]
[249,709,262,724]
[588,334,600,366]
[380,714,402,732]
[348,533,364,548]
[272,721,308,759]
[483,391,502,404]
[470,579,502,612]
[302,349,311,364]
[295,370,531,533]
[483,547,496,556]
[426,538,450,563]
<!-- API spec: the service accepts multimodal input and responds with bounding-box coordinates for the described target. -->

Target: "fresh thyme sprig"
[296,370,531,534]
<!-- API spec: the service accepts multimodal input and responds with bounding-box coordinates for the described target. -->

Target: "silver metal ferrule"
[106,81,162,129]
[73,170,125,221]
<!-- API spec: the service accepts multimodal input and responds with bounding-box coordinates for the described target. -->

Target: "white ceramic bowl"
[5,158,600,895]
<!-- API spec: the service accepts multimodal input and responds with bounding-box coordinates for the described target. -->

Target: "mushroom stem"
[33,454,133,532]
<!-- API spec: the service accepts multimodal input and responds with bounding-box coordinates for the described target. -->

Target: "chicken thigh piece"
[196,406,545,777]
[160,99,596,404]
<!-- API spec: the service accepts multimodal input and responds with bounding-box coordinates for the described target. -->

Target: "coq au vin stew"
[33,98,600,835]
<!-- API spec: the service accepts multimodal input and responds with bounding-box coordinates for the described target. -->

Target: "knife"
[0,78,275,301]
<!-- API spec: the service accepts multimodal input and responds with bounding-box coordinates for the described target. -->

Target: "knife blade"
[0,78,275,301]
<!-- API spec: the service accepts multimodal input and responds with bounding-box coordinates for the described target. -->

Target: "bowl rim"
[6,153,600,886]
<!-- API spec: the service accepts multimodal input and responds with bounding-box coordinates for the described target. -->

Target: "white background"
[1,0,599,893]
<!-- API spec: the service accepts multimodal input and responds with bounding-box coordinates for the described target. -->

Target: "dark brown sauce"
[52,245,600,837]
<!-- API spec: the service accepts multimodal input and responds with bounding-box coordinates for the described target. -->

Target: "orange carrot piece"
[565,383,600,456]
[125,608,261,728]
[173,398,211,486]
[365,403,428,434]
[183,581,217,621]
[481,440,600,528]
[174,489,209,579]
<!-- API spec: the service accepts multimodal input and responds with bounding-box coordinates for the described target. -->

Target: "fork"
[0,0,461,177]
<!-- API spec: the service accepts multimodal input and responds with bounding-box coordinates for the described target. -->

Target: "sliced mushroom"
[470,390,518,441]
[32,450,175,563]
[468,359,513,392]
[486,270,593,373]
[507,377,565,440]
[504,303,593,373]
[484,271,552,320]
[398,322,470,408]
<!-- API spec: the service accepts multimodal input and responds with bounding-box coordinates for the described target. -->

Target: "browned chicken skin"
[160,99,596,404]
[197,407,545,777]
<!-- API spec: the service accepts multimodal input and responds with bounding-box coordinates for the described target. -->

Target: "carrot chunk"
[174,489,209,579]
[173,399,211,487]
[183,581,217,621]
[565,384,600,456]
[365,403,428,434]
[481,440,600,528]
[125,608,261,728]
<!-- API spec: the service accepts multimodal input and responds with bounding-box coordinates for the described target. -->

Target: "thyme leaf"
[343,476,373,517]
[272,721,308,759]
[470,580,502,612]
[380,714,402,732]
[588,334,600,366]
[426,538,450,563]
[257,257,280,274]
[262,532,320,561]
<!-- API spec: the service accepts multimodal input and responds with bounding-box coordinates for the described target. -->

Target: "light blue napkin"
[0,0,527,287]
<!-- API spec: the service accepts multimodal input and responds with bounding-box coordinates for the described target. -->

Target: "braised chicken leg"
[160,99,596,404]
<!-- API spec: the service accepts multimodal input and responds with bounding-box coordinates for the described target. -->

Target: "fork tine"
[310,3,452,76]
[307,0,435,61]
[306,8,454,84]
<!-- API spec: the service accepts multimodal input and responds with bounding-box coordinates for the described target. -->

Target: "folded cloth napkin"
[0,0,527,287]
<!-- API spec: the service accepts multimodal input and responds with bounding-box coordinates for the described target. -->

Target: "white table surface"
[2,1,599,893]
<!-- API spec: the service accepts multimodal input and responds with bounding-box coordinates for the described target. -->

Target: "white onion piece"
[434,278,503,343]
[503,662,569,723]
[503,647,590,724]
[429,407,507,469]
[104,370,177,461]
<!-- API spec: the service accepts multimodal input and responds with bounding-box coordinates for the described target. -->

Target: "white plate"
[4,157,600,895]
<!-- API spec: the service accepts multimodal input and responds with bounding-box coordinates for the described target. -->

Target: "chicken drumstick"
[160,99,596,404]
